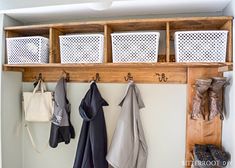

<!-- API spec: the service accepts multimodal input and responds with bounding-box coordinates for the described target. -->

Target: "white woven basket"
[6,36,49,64]
[59,34,104,64]
[111,32,160,63]
[175,31,228,62]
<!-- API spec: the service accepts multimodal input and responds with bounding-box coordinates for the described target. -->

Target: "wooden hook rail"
[3,62,232,83]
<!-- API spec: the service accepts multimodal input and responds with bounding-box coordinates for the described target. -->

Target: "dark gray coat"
[73,82,108,168]
[49,77,75,148]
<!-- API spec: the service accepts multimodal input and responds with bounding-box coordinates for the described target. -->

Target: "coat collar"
[79,82,108,121]
[119,81,145,109]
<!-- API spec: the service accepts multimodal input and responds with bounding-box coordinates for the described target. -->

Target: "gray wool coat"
[106,81,148,168]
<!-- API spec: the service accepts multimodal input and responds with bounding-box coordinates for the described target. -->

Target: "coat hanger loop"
[61,70,70,82]
[91,73,100,82]
[124,72,133,82]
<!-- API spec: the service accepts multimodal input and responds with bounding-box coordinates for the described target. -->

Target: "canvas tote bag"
[23,79,53,122]
[23,80,53,153]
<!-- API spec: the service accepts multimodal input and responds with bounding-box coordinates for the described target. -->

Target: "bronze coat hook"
[92,73,100,82]
[61,70,70,82]
[156,73,168,82]
[124,72,133,81]
[33,73,43,87]
[36,73,43,81]
[33,73,43,82]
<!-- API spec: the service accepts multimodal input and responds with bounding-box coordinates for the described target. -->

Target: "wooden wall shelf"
[3,16,234,168]
[5,16,233,63]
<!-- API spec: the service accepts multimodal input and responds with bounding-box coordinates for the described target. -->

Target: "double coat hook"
[33,73,43,87]
[156,73,168,82]
[124,72,133,81]
[92,73,100,82]
[61,70,70,82]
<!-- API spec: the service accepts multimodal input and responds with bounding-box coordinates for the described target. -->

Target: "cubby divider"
[104,24,112,63]
[49,28,62,63]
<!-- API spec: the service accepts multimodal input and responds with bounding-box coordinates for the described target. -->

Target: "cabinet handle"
[155,73,168,82]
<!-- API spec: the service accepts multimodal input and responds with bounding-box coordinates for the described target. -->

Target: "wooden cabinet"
[2,16,233,168]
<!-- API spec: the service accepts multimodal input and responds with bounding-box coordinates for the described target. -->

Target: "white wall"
[0,0,96,10]
[22,83,186,168]
[1,72,22,168]
[223,2,235,168]
[0,15,22,168]
[0,13,3,168]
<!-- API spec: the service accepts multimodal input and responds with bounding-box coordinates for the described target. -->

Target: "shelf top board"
[4,16,233,32]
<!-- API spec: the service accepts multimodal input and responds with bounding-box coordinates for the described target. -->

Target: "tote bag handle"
[33,79,47,94]
[24,123,49,153]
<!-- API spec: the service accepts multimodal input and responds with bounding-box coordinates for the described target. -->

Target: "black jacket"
[73,82,108,168]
